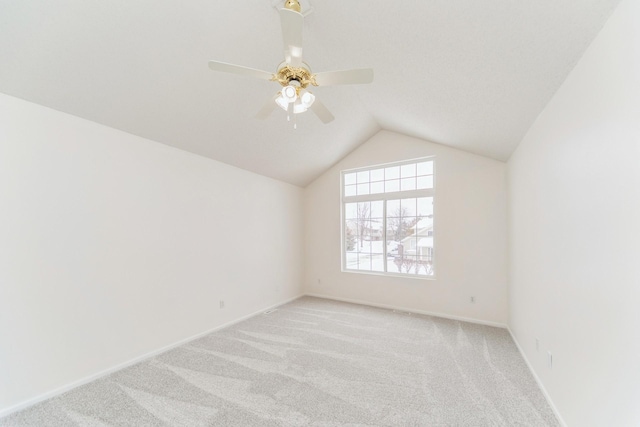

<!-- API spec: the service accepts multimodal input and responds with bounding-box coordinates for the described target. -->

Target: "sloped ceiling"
[0,0,620,186]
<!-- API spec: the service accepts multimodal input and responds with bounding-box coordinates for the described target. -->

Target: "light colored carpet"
[1,296,559,426]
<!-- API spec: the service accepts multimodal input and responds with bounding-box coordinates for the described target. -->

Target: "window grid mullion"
[343,188,434,204]
[383,200,388,273]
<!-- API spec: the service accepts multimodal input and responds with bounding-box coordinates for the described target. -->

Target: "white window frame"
[340,156,436,279]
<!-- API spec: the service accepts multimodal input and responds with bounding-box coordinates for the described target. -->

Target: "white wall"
[508,0,640,425]
[304,130,508,325]
[0,94,303,415]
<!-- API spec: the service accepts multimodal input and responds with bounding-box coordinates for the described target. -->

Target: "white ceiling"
[0,0,620,186]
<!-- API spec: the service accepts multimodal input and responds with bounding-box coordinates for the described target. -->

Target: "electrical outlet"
[219,300,225,309]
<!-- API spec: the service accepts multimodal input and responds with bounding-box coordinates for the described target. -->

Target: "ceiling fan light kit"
[208,0,373,127]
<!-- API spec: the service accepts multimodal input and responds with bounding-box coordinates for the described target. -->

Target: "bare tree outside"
[387,206,421,242]
[345,227,356,251]
[356,202,371,248]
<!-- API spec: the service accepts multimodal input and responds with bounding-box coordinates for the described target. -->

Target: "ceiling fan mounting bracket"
[284,0,301,13]
[272,0,313,16]
[272,64,318,88]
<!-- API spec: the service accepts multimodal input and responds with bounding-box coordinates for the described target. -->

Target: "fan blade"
[208,60,274,81]
[314,68,374,86]
[280,8,304,67]
[310,99,335,124]
[256,94,280,119]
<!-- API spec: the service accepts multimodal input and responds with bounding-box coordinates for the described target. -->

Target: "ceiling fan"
[208,0,373,126]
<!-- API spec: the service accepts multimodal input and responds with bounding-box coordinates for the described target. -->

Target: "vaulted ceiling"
[0,0,620,186]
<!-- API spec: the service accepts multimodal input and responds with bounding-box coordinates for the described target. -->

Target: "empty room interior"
[1,0,638,426]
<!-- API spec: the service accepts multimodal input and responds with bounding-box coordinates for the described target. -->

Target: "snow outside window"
[342,157,435,278]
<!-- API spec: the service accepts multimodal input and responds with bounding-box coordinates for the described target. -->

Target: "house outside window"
[342,157,435,277]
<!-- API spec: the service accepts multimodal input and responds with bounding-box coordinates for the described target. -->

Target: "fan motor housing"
[273,64,317,88]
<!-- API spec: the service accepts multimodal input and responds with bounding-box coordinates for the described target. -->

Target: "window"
[342,157,435,277]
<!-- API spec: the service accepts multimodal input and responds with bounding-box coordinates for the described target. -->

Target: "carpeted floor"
[1,296,559,426]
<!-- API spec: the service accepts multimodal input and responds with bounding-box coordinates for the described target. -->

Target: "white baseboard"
[507,328,567,427]
[304,293,508,328]
[0,294,304,419]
